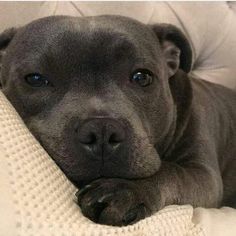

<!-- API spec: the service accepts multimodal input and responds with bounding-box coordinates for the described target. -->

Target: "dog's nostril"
[109,133,122,147]
[81,133,97,145]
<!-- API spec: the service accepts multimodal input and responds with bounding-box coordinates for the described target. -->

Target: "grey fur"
[0,15,235,226]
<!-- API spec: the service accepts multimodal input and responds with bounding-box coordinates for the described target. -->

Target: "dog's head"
[0,15,192,186]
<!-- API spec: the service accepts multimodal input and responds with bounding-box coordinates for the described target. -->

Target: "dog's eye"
[25,73,51,87]
[130,70,153,87]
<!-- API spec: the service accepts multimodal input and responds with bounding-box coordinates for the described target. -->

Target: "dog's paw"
[76,178,151,226]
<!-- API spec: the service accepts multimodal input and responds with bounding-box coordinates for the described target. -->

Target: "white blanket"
[0,92,236,236]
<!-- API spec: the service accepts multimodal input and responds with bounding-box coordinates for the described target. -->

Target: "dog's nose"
[76,118,126,159]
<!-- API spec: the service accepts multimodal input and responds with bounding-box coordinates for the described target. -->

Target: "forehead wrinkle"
[83,30,138,62]
[49,31,139,77]
[7,16,162,85]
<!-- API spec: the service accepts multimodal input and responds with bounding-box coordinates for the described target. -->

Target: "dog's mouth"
[34,128,161,187]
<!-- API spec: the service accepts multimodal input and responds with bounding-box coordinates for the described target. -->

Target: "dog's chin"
[68,164,161,189]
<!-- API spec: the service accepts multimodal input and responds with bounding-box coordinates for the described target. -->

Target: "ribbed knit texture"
[0,91,204,236]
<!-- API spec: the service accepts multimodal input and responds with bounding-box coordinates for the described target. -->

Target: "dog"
[0,15,235,226]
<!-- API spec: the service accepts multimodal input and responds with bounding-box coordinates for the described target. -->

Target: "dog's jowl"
[0,15,235,226]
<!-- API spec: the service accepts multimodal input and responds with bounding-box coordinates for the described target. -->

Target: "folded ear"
[0,28,18,87]
[0,28,17,50]
[150,24,192,77]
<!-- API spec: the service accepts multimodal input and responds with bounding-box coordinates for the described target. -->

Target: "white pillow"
[0,91,236,236]
[0,90,194,235]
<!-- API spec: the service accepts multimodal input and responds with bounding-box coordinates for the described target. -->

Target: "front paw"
[76,178,152,226]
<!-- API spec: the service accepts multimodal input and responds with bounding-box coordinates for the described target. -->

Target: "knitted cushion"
[1,90,236,236]
[0,90,200,235]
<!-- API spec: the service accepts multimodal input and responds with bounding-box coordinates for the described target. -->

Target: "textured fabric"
[0,2,236,89]
[0,90,199,235]
[0,90,236,235]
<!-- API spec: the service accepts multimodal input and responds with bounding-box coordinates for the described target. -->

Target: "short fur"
[0,15,235,226]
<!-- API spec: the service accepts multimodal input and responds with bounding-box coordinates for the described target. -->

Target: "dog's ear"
[150,24,192,77]
[0,27,18,60]
[0,28,18,87]
[0,28,17,50]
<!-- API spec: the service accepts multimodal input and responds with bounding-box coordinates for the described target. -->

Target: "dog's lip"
[73,169,161,189]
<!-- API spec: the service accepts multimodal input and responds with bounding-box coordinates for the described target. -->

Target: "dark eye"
[25,73,51,87]
[130,69,153,87]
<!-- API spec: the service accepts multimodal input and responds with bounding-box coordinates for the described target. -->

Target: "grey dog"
[0,15,235,226]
